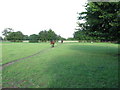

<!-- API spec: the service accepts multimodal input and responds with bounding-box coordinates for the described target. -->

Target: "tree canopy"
[2,28,14,40]
[29,34,39,43]
[74,2,120,43]
[6,31,24,42]
[38,29,64,42]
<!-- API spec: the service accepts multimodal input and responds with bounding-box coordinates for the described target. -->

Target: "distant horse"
[50,40,55,47]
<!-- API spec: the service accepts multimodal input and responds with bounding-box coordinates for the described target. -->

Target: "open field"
[2,42,50,64]
[2,42,119,88]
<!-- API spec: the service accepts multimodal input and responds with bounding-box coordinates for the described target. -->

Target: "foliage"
[75,2,120,43]
[29,34,39,43]
[2,28,65,42]
[38,30,49,42]
[23,35,29,40]
[56,35,66,40]
[74,30,88,40]
[67,37,75,40]
[61,37,66,40]
[38,29,64,42]
[6,31,24,42]
[2,28,14,40]
[47,29,57,41]
[2,28,14,36]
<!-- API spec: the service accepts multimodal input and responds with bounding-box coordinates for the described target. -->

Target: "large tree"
[7,31,24,42]
[38,30,49,42]
[2,28,14,40]
[47,29,57,41]
[75,2,120,42]
[38,29,60,42]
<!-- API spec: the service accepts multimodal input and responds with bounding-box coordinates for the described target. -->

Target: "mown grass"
[2,42,50,64]
[2,42,119,88]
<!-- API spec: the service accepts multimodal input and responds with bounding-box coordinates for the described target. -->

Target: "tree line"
[1,28,66,42]
[74,2,120,43]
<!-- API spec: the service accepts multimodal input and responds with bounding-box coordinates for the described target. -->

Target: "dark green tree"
[38,29,59,42]
[67,37,75,40]
[47,29,57,41]
[38,30,48,42]
[56,35,66,40]
[7,31,24,42]
[76,2,120,43]
[2,28,14,40]
[29,34,39,43]
[23,35,29,40]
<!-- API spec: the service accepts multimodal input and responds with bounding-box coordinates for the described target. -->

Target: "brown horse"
[50,40,55,47]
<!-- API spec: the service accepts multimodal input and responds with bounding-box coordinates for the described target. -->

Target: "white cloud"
[0,0,87,38]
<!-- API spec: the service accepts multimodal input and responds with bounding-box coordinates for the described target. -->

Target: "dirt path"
[2,44,62,69]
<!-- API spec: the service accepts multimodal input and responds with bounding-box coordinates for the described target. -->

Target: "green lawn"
[2,42,119,88]
[2,42,50,64]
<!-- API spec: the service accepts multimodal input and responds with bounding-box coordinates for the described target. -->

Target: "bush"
[29,34,38,43]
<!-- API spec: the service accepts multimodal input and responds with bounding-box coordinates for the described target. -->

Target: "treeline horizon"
[1,28,67,42]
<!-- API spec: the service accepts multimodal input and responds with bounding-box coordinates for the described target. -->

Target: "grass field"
[2,42,50,64]
[2,42,119,88]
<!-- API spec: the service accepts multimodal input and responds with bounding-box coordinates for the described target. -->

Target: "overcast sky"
[0,0,87,38]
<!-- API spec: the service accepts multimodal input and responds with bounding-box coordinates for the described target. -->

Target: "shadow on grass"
[45,50,118,88]
[69,44,119,57]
